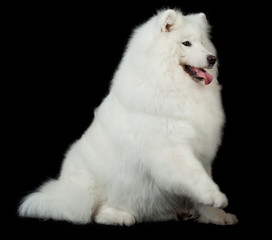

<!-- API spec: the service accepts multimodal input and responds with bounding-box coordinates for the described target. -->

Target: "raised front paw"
[200,189,228,208]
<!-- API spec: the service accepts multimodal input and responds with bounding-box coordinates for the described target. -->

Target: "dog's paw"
[200,189,228,208]
[94,206,136,226]
[178,208,198,221]
[197,207,238,225]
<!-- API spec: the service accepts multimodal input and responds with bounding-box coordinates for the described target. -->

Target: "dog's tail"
[18,178,96,224]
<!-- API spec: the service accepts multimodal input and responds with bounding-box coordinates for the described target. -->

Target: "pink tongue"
[194,68,213,85]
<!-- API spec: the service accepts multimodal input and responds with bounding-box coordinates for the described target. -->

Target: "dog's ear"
[198,13,207,22]
[159,9,177,32]
[196,13,210,30]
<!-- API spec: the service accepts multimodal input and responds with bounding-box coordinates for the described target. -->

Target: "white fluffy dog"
[19,9,238,225]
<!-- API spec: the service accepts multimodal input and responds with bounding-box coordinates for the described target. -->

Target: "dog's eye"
[182,41,192,47]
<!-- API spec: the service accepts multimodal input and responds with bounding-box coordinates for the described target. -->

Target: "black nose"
[207,55,217,65]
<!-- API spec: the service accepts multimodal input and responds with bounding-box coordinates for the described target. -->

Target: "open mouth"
[183,65,213,85]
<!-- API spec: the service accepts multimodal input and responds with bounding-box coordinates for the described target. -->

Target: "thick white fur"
[19,9,238,225]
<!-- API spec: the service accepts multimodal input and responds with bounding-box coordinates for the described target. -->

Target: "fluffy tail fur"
[18,179,95,224]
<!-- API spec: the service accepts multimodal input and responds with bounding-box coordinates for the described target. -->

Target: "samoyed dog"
[19,9,238,225]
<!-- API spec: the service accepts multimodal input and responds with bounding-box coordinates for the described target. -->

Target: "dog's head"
[157,9,217,85]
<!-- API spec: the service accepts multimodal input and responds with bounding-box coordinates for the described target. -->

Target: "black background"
[4,0,270,238]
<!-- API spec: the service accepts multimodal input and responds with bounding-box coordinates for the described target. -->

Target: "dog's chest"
[182,88,224,160]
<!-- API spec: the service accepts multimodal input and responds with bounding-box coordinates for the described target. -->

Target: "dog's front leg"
[149,147,228,208]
